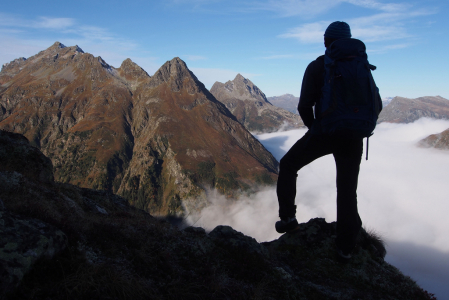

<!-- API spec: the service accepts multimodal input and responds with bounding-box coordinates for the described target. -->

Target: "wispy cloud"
[35,17,75,29]
[344,0,411,13]
[367,43,411,54]
[278,1,436,45]
[0,13,75,30]
[279,21,328,43]
[253,0,412,17]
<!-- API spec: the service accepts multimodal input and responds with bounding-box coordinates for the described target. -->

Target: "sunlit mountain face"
[0,43,279,216]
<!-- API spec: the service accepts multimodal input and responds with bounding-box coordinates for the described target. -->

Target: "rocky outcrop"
[0,44,279,217]
[267,93,299,114]
[378,96,449,123]
[418,127,449,150]
[0,133,435,299]
[210,74,304,133]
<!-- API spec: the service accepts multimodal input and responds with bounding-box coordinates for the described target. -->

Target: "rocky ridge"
[210,74,303,133]
[0,130,436,299]
[0,43,278,216]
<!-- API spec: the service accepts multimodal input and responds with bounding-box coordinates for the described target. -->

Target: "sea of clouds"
[189,118,449,298]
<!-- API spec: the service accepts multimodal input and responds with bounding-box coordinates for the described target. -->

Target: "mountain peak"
[211,73,267,103]
[233,73,253,86]
[34,42,83,59]
[147,57,202,94]
[52,41,66,49]
[210,74,304,133]
[118,58,150,87]
[234,73,245,81]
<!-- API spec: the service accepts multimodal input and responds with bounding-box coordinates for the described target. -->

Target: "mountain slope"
[0,42,135,190]
[0,43,278,216]
[210,74,303,133]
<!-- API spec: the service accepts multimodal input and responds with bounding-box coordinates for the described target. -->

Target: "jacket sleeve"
[298,58,324,129]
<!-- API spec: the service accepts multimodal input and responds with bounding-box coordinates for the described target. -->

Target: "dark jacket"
[298,55,325,129]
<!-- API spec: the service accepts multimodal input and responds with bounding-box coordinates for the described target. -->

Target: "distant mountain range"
[265,93,449,150]
[210,76,303,133]
[0,42,279,215]
[376,96,449,150]
[378,96,449,123]
[267,94,299,115]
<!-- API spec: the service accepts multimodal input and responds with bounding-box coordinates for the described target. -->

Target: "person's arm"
[298,105,314,129]
[298,57,324,129]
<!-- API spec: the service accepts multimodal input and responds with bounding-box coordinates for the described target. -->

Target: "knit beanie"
[324,21,352,39]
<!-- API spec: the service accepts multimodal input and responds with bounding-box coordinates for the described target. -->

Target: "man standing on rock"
[275,21,382,261]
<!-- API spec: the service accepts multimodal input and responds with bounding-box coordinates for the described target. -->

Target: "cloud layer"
[192,118,449,297]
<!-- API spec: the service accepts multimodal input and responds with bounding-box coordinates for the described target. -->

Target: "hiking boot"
[336,248,352,264]
[275,217,299,233]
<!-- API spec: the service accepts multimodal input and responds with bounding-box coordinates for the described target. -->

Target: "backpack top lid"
[325,38,367,64]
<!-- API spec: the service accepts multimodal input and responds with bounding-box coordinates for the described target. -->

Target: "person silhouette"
[274,21,382,262]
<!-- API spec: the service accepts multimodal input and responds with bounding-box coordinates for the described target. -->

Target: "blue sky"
[1,0,448,99]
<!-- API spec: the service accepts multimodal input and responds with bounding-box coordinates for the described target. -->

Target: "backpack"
[319,38,381,139]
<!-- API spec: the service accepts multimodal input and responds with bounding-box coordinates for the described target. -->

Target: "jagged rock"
[378,96,449,123]
[0,202,67,297]
[211,74,304,133]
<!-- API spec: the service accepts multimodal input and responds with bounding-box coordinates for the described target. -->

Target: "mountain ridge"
[0,42,278,216]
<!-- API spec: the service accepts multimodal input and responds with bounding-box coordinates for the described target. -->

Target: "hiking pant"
[277,130,363,253]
